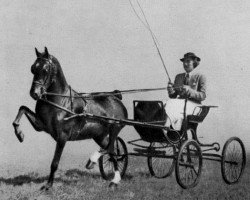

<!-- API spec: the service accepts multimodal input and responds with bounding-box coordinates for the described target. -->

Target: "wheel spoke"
[148,143,175,178]
[103,156,110,165]
[176,140,202,189]
[191,165,198,176]
[99,137,128,180]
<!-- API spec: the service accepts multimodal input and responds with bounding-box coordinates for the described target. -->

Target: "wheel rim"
[148,142,175,178]
[176,140,202,189]
[222,137,246,184]
[101,154,115,180]
[99,137,128,180]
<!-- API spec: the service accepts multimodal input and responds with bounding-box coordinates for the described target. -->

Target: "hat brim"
[180,56,200,62]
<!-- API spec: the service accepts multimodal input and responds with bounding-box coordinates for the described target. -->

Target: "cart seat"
[133,100,167,143]
[187,105,218,124]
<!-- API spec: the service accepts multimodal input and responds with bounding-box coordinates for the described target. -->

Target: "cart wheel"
[221,137,246,184]
[148,142,176,178]
[99,137,128,180]
[175,140,202,189]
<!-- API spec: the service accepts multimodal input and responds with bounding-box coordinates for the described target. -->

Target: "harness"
[33,56,87,114]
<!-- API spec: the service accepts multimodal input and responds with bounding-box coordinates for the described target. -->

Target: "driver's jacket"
[168,72,207,104]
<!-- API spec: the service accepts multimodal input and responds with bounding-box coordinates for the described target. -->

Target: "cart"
[98,100,246,189]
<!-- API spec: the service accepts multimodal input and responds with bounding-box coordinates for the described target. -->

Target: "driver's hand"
[167,82,175,94]
[181,85,191,96]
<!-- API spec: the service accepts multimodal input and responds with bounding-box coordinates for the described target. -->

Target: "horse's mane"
[50,55,61,68]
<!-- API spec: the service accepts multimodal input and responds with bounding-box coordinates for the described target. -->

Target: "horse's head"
[30,47,58,100]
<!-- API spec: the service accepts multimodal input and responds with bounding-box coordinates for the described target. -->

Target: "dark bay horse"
[12,47,128,190]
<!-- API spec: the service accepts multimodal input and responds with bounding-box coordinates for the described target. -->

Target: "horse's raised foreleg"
[41,139,66,191]
[12,105,44,142]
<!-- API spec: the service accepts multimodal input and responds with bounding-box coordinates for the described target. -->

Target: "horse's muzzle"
[30,87,43,100]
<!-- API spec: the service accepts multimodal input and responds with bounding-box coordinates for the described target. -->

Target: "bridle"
[31,56,87,112]
[32,56,56,96]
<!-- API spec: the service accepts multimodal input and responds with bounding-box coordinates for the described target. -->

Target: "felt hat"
[180,52,201,62]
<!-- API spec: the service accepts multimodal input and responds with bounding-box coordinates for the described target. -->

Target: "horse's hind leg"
[108,125,123,188]
[109,154,121,189]
[86,124,120,170]
[86,135,109,169]
[106,124,123,155]
[12,105,44,142]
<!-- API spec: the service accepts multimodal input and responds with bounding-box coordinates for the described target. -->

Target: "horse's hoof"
[16,131,24,143]
[40,184,52,191]
[109,182,118,190]
[85,159,96,170]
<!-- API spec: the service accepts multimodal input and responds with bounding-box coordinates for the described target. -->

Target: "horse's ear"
[35,48,41,58]
[44,47,49,58]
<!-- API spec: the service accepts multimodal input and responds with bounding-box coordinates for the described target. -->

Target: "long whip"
[129,0,172,83]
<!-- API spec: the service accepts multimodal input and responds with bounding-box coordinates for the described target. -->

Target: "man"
[164,52,207,131]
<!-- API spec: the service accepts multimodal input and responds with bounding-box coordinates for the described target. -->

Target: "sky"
[0,0,250,174]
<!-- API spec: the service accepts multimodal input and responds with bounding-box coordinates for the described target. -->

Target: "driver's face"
[183,59,195,73]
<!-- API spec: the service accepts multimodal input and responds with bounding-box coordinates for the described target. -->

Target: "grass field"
[0,153,249,200]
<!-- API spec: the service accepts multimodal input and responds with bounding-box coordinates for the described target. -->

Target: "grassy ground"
[0,154,249,200]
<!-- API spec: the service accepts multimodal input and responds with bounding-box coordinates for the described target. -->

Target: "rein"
[40,96,169,130]
[42,86,184,99]
[39,85,181,119]
[40,85,88,114]
[40,98,75,115]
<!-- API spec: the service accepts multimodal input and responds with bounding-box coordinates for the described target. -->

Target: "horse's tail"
[113,90,122,100]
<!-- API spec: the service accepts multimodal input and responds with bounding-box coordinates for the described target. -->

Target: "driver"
[164,52,207,131]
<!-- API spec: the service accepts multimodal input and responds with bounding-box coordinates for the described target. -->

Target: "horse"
[12,47,128,190]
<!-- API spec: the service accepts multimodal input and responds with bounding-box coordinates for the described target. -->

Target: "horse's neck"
[48,66,69,102]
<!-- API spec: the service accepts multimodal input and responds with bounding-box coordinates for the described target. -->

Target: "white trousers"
[164,99,201,131]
